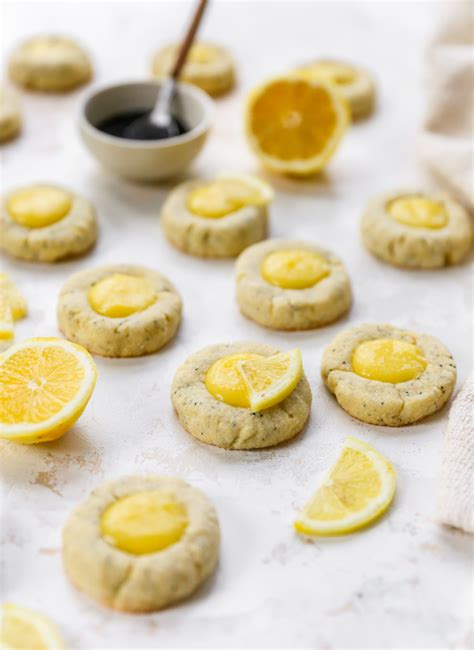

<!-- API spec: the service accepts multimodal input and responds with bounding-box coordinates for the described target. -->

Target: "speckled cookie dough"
[0,86,21,143]
[361,190,472,269]
[161,179,269,258]
[321,323,456,426]
[235,239,352,330]
[62,475,220,613]
[171,342,312,449]
[294,59,376,119]
[57,264,182,357]
[152,42,235,96]
[9,35,92,91]
[0,185,97,262]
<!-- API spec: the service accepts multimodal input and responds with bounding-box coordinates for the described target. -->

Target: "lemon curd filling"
[297,62,357,86]
[205,353,262,408]
[189,43,216,64]
[352,338,427,384]
[24,37,67,57]
[261,249,330,289]
[100,490,189,555]
[6,186,72,228]
[388,196,448,229]
[187,180,264,219]
[88,273,158,318]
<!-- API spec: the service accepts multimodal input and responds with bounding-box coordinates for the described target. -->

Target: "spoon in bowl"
[124,0,208,140]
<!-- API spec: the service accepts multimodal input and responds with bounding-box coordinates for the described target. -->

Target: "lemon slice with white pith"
[294,437,396,536]
[187,174,274,219]
[0,604,65,650]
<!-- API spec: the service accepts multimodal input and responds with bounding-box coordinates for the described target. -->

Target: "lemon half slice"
[215,173,275,206]
[236,348,302,412]
[294,437,396,535]
[188,174,275,219]
[0,337,97,444]
[0,291,14,341]
[0,273,27,320]
[245,76,349,176]
[0,604,64,650]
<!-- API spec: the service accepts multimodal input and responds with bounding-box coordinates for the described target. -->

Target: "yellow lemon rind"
[0,337,97,444]
[245,75,350,177]
[0,603,65,650]
[294,436,396,536]
[237,348,303,412]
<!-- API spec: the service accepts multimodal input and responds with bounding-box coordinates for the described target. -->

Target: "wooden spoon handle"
[171,0,209,80]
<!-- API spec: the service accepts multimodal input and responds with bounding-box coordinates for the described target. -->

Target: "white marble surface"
[1,2,473,649]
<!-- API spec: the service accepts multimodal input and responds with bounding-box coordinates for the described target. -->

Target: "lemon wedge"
[236,348,302,411]
[0,291,14,341]
[188,174,274,219]
[215,173,275,206]
[294,437,396,535]
[0,604,64,650]
[0,337,97,444]
[0,273,27,320]
[245,75,349,176]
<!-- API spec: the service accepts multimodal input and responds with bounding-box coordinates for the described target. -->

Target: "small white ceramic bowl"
[79,81,214,181]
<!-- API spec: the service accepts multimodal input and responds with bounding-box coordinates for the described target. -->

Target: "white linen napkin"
[437,374,474,533]
[418,4,474,211]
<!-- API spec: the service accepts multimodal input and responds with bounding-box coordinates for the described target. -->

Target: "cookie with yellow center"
[0,85,21,143]
[151,42,235,96]
[62,475,220,612]
[171,342,312,449]
[9,35,92,91]
[57,264,182,357]
[161,174,273,258]
[321,323,456,426]
[0,184,97,262]
[235,239,352,330]
[293,59,376,119]
[361,190,472,269]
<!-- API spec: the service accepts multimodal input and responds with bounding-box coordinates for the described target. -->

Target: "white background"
[1,2,473,649]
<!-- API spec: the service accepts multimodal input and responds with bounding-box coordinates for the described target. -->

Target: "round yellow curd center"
[88,273,158,318]
[206,353,261,408]
[261,249,330,289]
[24,37,69,58]
[388,196,448,229]
[352,338,427,384]
[189,43,216,64]
[187,180,263,219]
[297,62,357,86]
[6,186,72,228]
[100,490,189,555]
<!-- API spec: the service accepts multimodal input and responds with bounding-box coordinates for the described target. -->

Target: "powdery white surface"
[1,2,472,649]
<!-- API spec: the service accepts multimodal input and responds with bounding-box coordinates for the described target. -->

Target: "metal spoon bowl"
[124,0,208,140]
